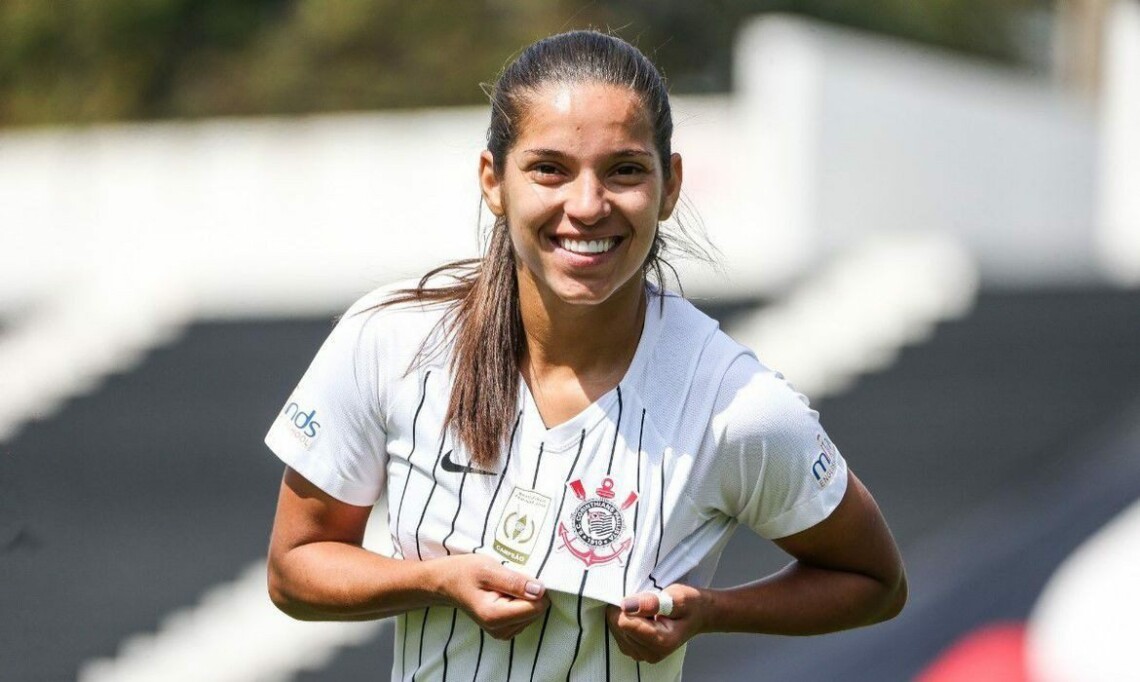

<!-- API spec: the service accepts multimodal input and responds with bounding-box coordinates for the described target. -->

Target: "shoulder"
[336,278,454,351]
[632,289,755,441]
[650,289,742,363]
[711,355,815,436]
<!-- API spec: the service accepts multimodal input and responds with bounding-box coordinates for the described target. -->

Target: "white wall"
[736,16,1101,286]
[0,14,1115,322]
[1097,0,1140,284]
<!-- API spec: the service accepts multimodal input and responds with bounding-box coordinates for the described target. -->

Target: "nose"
[563,172,610,225]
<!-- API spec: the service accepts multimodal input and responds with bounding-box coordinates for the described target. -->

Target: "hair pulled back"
[385,30,681,467]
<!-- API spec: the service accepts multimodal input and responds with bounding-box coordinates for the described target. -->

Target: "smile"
[555,237,620,255]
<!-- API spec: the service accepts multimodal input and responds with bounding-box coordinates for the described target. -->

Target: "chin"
[550,275,643,308]
[554,287,614,307]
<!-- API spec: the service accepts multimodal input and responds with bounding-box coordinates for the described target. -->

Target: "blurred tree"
[0,0,1054,127]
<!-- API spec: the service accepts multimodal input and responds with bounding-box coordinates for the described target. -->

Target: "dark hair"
[383,30,698,467]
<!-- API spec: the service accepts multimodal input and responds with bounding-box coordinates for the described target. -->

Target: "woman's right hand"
[436,554,550,640]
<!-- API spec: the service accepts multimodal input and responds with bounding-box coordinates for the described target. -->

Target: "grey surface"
[2,289,1139,680]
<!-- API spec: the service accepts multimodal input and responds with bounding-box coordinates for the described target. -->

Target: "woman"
[265,30,906,681]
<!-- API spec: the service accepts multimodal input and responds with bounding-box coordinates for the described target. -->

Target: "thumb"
[484,565,545,600]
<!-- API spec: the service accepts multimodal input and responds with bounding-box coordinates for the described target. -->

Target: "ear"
[479,150,504,216]
[658,153,683,221]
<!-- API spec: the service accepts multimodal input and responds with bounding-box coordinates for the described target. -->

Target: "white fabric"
[265,280,848,681]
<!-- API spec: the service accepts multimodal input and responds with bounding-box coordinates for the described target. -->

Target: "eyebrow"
[520,148,655,159]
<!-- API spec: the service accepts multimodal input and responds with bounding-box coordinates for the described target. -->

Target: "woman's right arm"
[267,466,549,639]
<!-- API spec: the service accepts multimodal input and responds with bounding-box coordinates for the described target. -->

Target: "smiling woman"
[483,81,680,305]
[264,30,906,682]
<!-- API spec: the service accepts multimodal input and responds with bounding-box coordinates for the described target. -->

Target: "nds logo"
[812,434,839,489]
[282,402,322,449]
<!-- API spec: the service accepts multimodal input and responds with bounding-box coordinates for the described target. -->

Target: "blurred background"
[1,1,1138,680]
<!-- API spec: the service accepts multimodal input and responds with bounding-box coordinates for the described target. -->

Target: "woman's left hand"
[605,584,707,664]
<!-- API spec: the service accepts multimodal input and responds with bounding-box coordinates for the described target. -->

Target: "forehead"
[514,81,655,151]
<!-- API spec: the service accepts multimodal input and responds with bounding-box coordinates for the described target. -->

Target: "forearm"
[700,560,907,636]
[268,542,447,621]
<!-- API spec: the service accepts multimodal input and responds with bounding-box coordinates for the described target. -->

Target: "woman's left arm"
[607,470,906,663]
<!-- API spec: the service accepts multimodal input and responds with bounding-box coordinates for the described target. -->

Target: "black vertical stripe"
[472,629,486,682]
[530,442,545,489]
[474,409,522,553]
[400,613,408,681]
[414,433,449,561]
[412,607,430,682]
[442,466,470,556]
[623,409,647,596]
[394,370,432,558]
[439,467,471,677]
[507,639,515,680]
[528,609,554,681]
[535,429,587,579]
[565,571,591,682]
[648,427,667,589]
[605,386,624,475]
[443,608,458,681]
[470,410,521,682]
[603,616,612,682]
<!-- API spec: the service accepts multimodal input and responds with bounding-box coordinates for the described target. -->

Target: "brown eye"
[611,164,648,183]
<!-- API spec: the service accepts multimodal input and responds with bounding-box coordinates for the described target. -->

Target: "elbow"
[267,560,320,621]
[875,569,908,624]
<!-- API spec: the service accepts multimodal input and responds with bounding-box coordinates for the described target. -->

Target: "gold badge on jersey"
[493,487,552,566]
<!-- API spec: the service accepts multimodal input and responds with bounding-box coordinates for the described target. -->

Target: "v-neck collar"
[518,290,664,452]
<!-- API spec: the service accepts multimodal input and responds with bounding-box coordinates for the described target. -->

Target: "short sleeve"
[264,295,389,507]
[708,354,848,539]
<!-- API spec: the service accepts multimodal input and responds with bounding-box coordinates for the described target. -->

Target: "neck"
[518,274,647,381]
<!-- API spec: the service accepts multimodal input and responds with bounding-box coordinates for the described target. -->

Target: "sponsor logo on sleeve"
[280,401,322,449]
[812,434,839,489]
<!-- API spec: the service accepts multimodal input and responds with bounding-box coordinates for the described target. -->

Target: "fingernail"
[622,597,639,614]
[525,580,542,597]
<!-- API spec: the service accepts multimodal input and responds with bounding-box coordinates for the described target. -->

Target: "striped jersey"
[265,282,848,681]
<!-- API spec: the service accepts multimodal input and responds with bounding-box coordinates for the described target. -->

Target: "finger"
[611,632,655,662]
[612,625,667,664]
[481,565,545,600]
[483,594,549,626]
[621,592,662,617]
[488,610,546,640]
[611,609,665,644]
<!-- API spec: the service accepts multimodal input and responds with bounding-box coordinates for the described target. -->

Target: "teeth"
[559,237,616,254]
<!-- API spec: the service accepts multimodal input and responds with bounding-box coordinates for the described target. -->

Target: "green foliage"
[0,0,1050,127]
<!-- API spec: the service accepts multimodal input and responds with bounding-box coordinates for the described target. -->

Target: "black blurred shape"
[2,288,1138,680]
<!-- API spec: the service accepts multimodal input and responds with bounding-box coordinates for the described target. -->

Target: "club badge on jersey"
[558,477,638,567]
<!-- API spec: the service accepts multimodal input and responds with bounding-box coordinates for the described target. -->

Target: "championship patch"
[493,487,552,566]
[557,477,638,568]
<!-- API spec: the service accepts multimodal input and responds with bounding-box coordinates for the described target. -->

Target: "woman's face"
[480,81,682,308]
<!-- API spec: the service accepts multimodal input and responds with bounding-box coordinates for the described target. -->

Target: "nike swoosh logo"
[440,450,497,476]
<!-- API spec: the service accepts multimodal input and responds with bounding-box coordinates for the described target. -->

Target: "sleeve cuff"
[754,459,849,539]
[265,430,380,507]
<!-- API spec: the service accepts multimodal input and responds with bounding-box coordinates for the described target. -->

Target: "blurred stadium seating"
[3,287,1139,680]
[2,9,1138,681]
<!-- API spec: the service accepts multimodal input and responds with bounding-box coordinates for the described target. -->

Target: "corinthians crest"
[558,477,638,567]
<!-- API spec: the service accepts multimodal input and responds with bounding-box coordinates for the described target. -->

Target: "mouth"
[553,236,623,255]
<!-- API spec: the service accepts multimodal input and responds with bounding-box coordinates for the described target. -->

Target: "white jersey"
[265,282,848,681]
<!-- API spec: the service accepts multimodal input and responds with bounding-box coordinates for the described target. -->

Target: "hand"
[606,584,707,664]
[437,554,550,640]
